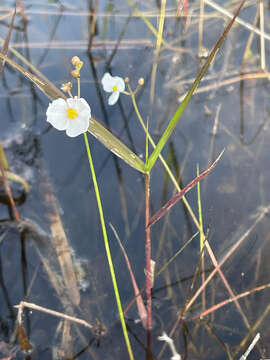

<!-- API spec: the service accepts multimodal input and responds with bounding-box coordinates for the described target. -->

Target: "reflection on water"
[0,1,270,359]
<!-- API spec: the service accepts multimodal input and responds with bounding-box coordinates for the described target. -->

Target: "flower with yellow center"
[46,97,91,137]
[101,72,125,105]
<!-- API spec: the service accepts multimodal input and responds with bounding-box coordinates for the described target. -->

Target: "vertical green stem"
[83,132,134,360]
[77,77,81,98]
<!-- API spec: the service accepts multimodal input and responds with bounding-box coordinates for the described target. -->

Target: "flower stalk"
[83,133,134,360]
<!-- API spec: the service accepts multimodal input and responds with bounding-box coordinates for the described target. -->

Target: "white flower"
[101,72,125,105]
[46,97,91,137]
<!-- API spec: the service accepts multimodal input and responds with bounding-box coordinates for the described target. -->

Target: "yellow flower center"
[112,85,118,92]
[66,108,78,119]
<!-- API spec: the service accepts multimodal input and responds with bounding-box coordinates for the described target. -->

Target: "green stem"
[77,77,81,98]
[83,132,134,360]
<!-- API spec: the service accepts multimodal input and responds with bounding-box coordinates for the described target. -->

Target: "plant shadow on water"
[1,0,270,359]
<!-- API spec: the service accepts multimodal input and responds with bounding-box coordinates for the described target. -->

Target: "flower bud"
[71,69,80,78]
[138,77,144,86]
[76,60,84,71]
[71,56,81,66]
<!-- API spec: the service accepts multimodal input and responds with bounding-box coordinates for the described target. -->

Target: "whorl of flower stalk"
[71,56,84,78]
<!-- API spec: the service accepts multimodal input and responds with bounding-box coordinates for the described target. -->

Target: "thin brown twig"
[19,0,27,22]
[204,0,270,42]
[178,72,270,102]
[15,301,93,330]
[158,205,270,359]
[183,205,270,316]
[190,282,270,321]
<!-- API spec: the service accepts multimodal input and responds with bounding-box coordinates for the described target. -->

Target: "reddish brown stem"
[19,0,27,22]
[145,173,152,343]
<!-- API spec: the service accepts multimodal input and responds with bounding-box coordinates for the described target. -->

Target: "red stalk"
[145,173,152,345]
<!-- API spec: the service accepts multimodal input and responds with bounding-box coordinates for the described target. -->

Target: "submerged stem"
[83,132,134,360]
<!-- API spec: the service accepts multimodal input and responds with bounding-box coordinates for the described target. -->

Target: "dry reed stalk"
[158,204,270,359]
[198,0,205,57]
[204,0,270,42]
[178,72,270,101]
[259,1,265,71]
[191,282,270,320]
[15,301,93,330]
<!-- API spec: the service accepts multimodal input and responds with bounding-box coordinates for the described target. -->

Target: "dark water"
[1,0,270,359]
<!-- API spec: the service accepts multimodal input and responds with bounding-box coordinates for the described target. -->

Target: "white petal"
[47,113,68,130]
[101,73,114,92]
[46,98,68,130]
[66,97,91,115]
[77,112,91,132]
[65,114,90,137]
[76,98,91,114]
[46,98,67,117]
[66,121,84,137]
[108,91,120,105]
[66,97,79,110]
[114,76,125,92]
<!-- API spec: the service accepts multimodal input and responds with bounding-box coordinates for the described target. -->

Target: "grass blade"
[5,170,29,192]
[146,0,246,172]
[148,150,224,227]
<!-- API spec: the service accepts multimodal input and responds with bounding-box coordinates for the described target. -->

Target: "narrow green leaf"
[4,170,30,192]
[146,0,246,172]
[0,53,146,173]
[0,143,9,170]
[89,118,146,173]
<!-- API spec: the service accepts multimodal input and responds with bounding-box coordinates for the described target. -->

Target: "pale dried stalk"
[15,301,93,330]
[259,1,265,71]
